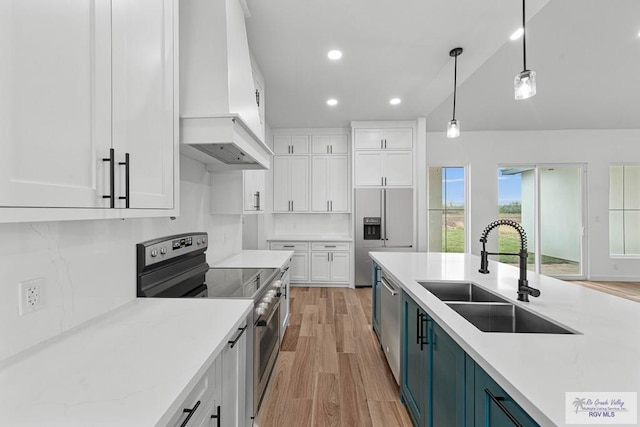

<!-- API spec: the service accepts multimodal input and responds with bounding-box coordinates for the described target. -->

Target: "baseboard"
[585,276,640,282]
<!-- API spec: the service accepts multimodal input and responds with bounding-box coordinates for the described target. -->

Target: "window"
[498,166,584,277]
[427,167,465,252]
[610,164,640,256]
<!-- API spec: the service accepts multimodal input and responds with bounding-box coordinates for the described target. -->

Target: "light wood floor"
[255,287,412,427]
[569,280,640,303]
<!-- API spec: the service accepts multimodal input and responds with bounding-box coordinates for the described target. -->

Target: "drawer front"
[167,364,216,427]
[269,241,309,251]
[311,242,350,251]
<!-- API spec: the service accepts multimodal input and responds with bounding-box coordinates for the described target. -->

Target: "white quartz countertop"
[0,298,252,426]
[370,252,640,427]
[267,235,353,242]
[211,249,293,269]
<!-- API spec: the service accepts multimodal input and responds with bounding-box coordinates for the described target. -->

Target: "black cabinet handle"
[102,148,115,208]
[255,89,260,107]
[118,152,130,208]
[210,405,221,427]
[417,311,429,351]
[228,325,247,348]
[180,400,201,427]
[485,389,523,427]
[254,191,260,210]
[416,308,421,345]
[325,245,337,248]
[283,245,295,248]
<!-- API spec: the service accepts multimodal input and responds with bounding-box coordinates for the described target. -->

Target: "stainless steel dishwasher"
[380,273,401,384]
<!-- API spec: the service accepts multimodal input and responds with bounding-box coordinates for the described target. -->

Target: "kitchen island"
[0,298,252,426]
[371,252,639,426]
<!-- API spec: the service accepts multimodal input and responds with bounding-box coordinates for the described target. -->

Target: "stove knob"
[197,238,202,245]
[202,237,206,245]
[150,248,158,258]
[255,303,268,316]
[263,295,273,304]
[271,280,282,289]
[160,247,167,255]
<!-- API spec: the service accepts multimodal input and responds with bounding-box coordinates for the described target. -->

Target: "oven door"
[254,300,280,412]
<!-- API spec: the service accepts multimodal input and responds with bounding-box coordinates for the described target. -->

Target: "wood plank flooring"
[569,280,640,303]
[255,287,411,427]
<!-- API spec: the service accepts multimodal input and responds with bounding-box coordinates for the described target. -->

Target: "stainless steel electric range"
[136,232,284,419]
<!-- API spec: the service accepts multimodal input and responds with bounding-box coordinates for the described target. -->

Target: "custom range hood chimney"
[179,0,273,170]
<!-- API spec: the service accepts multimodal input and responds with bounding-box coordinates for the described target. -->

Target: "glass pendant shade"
[447,119,460,138]
[514,69,536,100]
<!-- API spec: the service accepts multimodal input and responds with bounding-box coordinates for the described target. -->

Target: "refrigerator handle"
[383,189,388,242]
[380,189,385,247]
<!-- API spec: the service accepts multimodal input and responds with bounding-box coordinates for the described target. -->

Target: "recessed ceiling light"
[510,28,524,40]
[389,98,402,105]
[327,99,338,106]
[327,50,343,60]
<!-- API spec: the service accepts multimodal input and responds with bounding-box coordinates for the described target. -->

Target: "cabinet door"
[112,0,175,209]
[290,156,309,212]
[430,322,467,427]
[384,152,413,186]
[311,135,331,154]
[221,323,248,427]
[272,156,290,212]
[401,293,428,427]
[383,128,413,150]
[354,152,383,186]
[329,135,349,154]
[329,252,350,282]
[273,136,292,154]
[290,252,309,282]
[0,0,112,208]
[311,157,330,212]
[291,135,310,154]
[354,129,384,149]
[243,169,265,212]
[328,156,349,211]
[311,252,331,282]
[474,366,540,427]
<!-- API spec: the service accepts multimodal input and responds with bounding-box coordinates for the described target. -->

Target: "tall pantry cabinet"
[0,0,178,222]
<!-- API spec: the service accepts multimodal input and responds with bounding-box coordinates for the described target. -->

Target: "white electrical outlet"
[18,278,44,316]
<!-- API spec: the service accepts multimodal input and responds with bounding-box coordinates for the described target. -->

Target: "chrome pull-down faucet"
[478,219,541,302]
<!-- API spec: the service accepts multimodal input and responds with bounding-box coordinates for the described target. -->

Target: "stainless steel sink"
[446,302,577,334]
[418,281,508,303]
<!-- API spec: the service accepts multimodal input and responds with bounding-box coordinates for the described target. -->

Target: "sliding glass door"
[498,165,585,278]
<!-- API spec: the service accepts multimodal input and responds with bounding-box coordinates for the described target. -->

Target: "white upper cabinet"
[272,156,309,212]
[0,0,112,209]
[273,135,309,154]
[311,156,349,212]
[354,128,413,150]
[354,151,413,187]
[311,135,348,154]
[112,0,175,209]
[250,55,266,143]
[0,0,177,220]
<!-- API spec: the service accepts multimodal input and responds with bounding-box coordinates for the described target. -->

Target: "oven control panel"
[137,233,208,269]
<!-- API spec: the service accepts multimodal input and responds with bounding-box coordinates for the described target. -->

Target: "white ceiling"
[245,0,550,129]
[426,0,640,132]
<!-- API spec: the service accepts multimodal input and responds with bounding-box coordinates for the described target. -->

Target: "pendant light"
[514,0,536,100]
[447,47,463,139]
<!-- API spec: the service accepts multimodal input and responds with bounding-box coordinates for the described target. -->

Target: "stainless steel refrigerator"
[355,188,414,287]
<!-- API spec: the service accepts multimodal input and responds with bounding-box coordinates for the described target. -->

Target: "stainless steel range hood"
[179,0,273,170]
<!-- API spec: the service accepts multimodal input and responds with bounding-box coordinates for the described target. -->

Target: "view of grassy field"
[440,211,578,273]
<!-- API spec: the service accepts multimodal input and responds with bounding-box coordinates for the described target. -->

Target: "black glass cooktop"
[205,268,278,298]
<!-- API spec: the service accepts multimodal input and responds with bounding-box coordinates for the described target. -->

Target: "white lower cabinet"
[168,318,248,427]
[270,241,351,285]
[310,251,350,283]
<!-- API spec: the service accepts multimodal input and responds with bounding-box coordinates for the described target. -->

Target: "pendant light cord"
[522,0,527,71]
[452,53,458,120]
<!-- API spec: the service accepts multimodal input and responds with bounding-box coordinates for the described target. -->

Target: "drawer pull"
[228,325,247,348]
[485,389,523,427]
[325,245,337,248]
[180,400,201,427]
[210,405,221,427]
[283,245,295,248]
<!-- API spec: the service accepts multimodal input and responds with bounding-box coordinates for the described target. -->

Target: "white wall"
[0,156,242,361]
[422,129,640,281]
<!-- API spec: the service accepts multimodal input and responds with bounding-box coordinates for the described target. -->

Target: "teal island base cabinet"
[400,291,539,427]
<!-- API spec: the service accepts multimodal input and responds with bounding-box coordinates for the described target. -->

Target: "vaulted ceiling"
[246,0,640,131]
